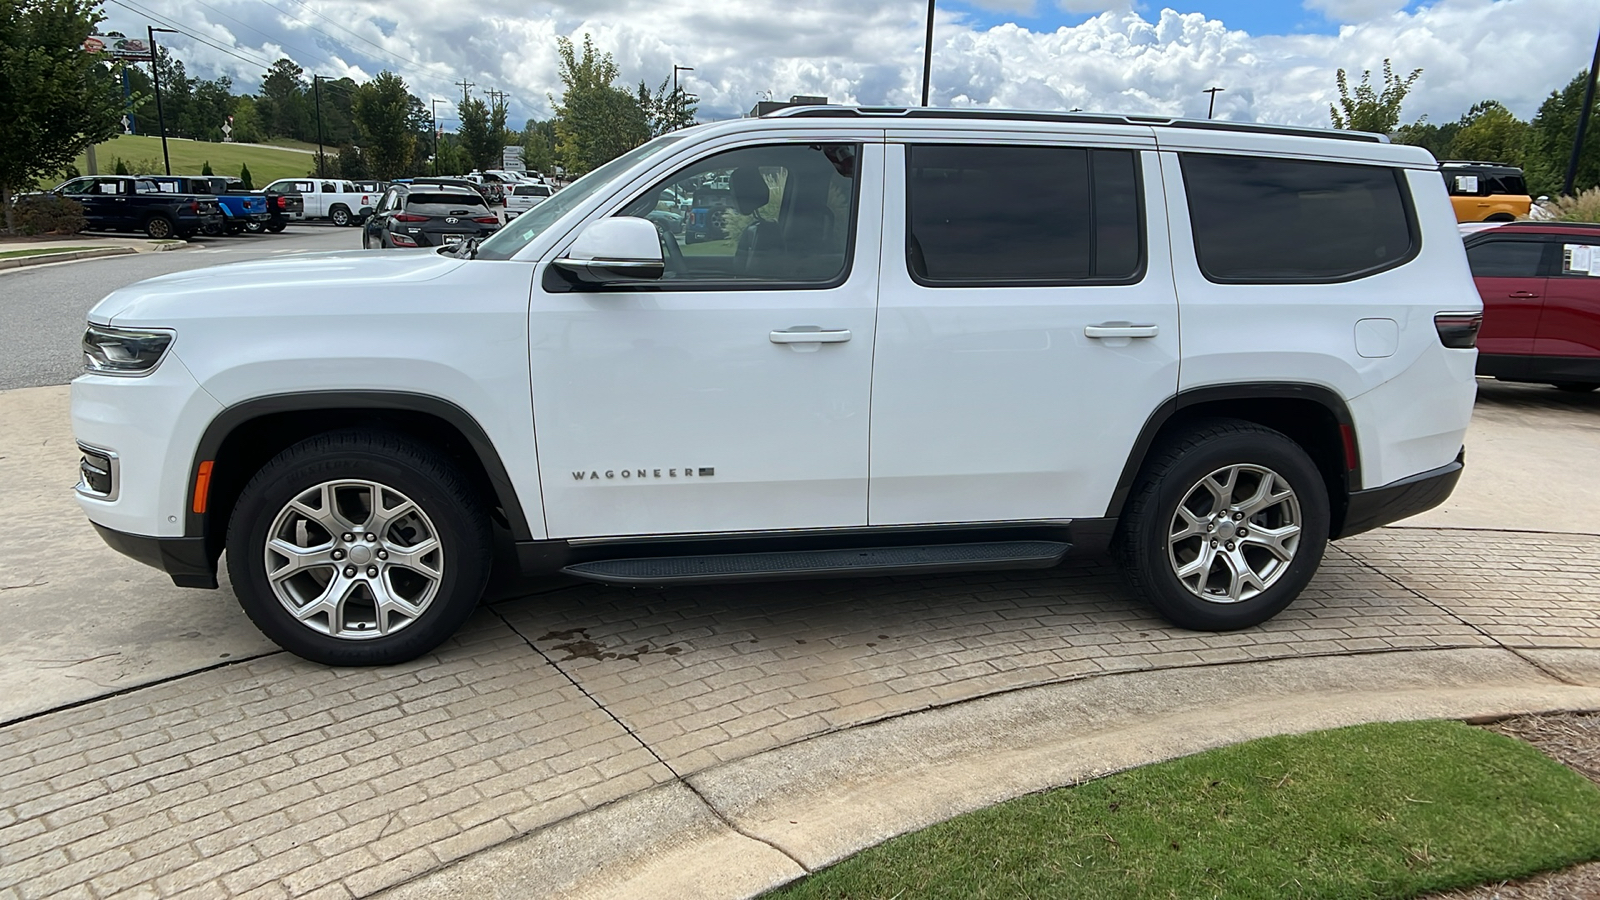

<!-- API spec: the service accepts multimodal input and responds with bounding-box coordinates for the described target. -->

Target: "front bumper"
[92,524,216,588]
[1333,450,1464,539]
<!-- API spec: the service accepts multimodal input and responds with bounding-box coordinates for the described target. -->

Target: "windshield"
[473,135,683,260]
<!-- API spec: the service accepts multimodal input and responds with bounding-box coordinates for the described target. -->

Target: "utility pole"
[920,0,936,107]
[455,79,475,108]
[431,98,446,176]
[1564,23,1600,196]
[1203,86,1224,119]
[313,75,326,177]
[147,26,177,175]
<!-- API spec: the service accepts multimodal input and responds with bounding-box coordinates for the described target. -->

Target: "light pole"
[673,64,694,95]
[312,74,327,178]
[147,26,178,175]
[431,99,446,176]
[920,0,936,106]
[1203,86,1224,119]
[1564,23,1600,196]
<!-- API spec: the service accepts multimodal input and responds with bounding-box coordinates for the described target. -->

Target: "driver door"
[530,139,884,538]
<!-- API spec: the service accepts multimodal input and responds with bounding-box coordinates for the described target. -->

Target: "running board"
[561,540,1070,585]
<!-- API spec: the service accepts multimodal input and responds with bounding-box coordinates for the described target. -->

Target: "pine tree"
[239,163,253,190]
[201,160,214,176]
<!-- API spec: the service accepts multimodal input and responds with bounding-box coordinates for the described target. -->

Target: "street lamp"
[1203,86,1224,119]
[312,74,328,178]
[920,0,935,106]
[673,65,694,95]
[431,98,447,176]
[146,26,178,175]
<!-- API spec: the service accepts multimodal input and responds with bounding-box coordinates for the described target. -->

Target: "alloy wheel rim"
[263,479,444,640]
[1166,463,1301,604]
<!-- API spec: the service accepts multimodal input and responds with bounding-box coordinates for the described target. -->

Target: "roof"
[764,105,1388,144]
[1461,221,1600,241]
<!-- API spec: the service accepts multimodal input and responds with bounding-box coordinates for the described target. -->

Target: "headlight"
[82,324,174,376]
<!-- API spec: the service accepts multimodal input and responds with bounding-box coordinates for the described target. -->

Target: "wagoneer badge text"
[574,467,715,480]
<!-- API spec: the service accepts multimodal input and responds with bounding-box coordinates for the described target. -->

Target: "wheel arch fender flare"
[1108,382,1361,528]
[187,391,534,558]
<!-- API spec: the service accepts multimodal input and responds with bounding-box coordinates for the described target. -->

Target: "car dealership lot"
[1,372,1598,897]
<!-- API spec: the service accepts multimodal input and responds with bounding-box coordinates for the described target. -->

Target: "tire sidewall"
[330,206,350,226]
[145,216,173,239]
[1125,429,1330,631]
[227,441,490,665]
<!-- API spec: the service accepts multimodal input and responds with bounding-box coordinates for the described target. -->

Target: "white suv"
[73,108,1481,665]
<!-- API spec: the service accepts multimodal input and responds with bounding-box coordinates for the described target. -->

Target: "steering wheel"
[653,221,688,278]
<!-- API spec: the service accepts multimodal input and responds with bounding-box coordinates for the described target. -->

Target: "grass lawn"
[47,134,320,188]
[0,246,112,260]
[767,720,1600,900]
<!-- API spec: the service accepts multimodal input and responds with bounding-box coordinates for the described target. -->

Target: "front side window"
[615,142,859,286]
[1466,239,1548,278]
[906,144,1144,285]
[1182,153,1416,283]
[58,179,92,194]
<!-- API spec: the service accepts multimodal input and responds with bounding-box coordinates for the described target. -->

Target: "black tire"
[266,222,286,233]
[245,220,267,234]
[1116,419,1330,631]
[1551,382,1599,393]
[143,215,174,239]
[226,430,492,665]
[329,205,351,227]
[226,222,245,235]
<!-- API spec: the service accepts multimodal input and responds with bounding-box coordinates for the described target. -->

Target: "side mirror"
[553,217,664,283]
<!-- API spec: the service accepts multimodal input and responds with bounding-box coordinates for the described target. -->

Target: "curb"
[377,647,1600,900]
[0,246,136,270]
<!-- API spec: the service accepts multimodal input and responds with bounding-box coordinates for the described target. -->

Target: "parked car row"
[48,175,304,238]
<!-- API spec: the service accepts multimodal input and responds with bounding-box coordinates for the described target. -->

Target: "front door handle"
[770,327,852,344]
[1508,291,1540,299]
[1085,322,1160,340]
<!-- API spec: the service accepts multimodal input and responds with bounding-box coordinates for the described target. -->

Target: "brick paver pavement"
[2,527,1597,898]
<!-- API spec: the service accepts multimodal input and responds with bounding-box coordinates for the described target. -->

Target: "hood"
[90,250,467,326]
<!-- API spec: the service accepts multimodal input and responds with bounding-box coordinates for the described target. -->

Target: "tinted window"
[617,142,858,285]
[1466,240,1547,278]
[1182,154,1415,282]
[514,185,551,196]
[906,145,1143,285]
[406,192,487,215]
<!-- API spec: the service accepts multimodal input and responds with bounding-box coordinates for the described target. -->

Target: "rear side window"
[406,192,487,215]
[515,185,551,197]
[906,145,1144,285]
[1181,154,1416,283]
[1465,240,1548,278]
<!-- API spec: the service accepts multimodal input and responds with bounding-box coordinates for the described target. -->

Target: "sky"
[96,0,1598,132]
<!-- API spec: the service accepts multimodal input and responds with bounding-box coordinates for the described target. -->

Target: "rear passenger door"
[1537,236,1600,361]
[1464,236,1552,356]
[868,136,1180,524]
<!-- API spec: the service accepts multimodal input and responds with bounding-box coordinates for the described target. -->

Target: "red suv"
[1463,221,1600,392]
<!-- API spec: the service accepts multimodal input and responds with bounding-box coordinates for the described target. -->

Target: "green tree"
[351,70,415,179]
[201,159,213,175]
[113,157,128,175]
[489,96,510,164]
[636,78,698,137]
[239,162,253,189]
[551,35,650,175]
[1448,101,1529,168]
[456,97,498,171]
[1526,70,1600,197]
[259,57,309,140]
[1392,117,1460,160]
[521,118,557,174]
[230,95,265,143]
[0,0,125,232]
[1330,59,1422,134]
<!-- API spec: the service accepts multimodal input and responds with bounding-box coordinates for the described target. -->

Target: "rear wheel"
[226,430,492,665]
[1117,420,1329,631]
[266,222,286,233]
[143,215,174,239]
[1552,382,1599,393]
[245,219,266,234]
[329,205,351,227]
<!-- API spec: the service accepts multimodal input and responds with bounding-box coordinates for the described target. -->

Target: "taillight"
[1434,311,1482,349]
[276,196,287,209]
[473,216,498,224]
[390,233,418,247]
[394,213,428,223]
[189,200,199,213]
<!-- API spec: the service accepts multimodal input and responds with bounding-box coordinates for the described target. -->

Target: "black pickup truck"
[243,180,303,233]
[52,175,224,239]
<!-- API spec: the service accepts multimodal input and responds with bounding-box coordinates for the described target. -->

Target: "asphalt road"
[0,225,361,391]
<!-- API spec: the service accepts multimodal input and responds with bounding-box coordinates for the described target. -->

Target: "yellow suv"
[1441,161,1532,222]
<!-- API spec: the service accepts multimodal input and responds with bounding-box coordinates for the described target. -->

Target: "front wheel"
[1116,420,1330,631]
[329,205,351,227]
[226,430,493,665]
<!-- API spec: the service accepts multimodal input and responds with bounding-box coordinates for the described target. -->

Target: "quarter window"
[616,143,859,286]
[1181,153,1416,283]
[906,145,1144,285]
[1466,240,1548,278]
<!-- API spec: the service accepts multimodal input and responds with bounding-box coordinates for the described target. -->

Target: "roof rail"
[764,105,1387,143]
[1497,220,1600,230]
[1440,160,1523,168]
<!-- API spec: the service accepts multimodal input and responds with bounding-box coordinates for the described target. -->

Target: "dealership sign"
[82,35,153,60]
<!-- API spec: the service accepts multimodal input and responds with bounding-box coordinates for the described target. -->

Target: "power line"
[104,0,274,70]
[280,0,444,75]
[187,0,317,62]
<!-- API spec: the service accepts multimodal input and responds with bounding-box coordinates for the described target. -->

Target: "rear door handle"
[770,327,852,344]
[1085,323,1159,340]
[1508,291,1540,299]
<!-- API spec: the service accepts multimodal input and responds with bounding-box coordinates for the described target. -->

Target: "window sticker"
[1454,175,1479,194]
[1564,244,1600,276]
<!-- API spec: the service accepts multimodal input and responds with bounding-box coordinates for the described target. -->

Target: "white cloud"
[1303,0,1408,22]
[104,0,1599,131]
[966,0,1039,15]
[1057,0,1136,12]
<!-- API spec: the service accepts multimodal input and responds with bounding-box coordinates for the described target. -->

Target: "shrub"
[202,160,214,176]
[12,195,87,236]
[239,163,253,190]
[113,158,128,175]
[1548,187,1600,223]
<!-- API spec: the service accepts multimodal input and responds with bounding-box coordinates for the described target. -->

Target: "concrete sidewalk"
[1,379,1598,899]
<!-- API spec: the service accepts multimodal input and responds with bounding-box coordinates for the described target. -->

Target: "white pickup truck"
[260,178,375,227]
